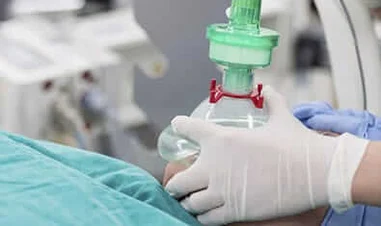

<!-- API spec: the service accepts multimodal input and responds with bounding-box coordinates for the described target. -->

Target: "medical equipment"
[158,0,279,163]
[73,6,169,178]
[313,0,381,114]
[9,0,120,73]
[6,15,123,151]
[0,20,90,143]
[4,1,167,152]
[250,1,336,108]
[1,1,168,179]
[74,7,169,130]
[0,0,122,150]
[284,0,381,113]
[251,0,381,114]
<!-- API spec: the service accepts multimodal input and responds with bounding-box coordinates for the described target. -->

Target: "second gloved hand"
[165,87,369,226]
[293,102,381,140]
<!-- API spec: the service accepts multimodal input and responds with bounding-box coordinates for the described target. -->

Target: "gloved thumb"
[262,86,289,117]
[171,116,219,143]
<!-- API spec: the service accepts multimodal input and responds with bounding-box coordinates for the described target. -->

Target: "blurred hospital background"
[0,0,380,180]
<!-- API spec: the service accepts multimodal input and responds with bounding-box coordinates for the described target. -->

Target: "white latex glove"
[165,86,369,226]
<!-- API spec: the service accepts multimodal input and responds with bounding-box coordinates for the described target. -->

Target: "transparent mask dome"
[158,71,269,166]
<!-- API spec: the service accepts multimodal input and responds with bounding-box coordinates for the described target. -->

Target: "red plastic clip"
[253,84,264,109]
[257,84,263,94]
[208,79,265,109]
[209,79,217,103]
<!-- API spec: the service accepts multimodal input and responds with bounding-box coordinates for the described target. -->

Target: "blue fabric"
[293,102,381,226]
[0,131,201,226]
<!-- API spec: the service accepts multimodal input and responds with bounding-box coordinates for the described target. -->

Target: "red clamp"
[209,79,264,109]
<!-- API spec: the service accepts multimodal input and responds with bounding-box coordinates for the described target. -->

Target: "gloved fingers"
[336,109,372,120]
[165,162,208,199]
[181,189,224,215]
[197,206,227,226]
[305,115,363,135]
[293,102,371,121]
[262,86,289,117]
[293,101,334,120]
[171,116,219,143]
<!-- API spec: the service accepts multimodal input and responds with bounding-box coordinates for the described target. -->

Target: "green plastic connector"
[223,67,254,95]
[230,0,262,31]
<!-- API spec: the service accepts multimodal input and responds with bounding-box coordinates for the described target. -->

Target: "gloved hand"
[165,87,369,226]
[293,102,381,140]
[163,162,329,226]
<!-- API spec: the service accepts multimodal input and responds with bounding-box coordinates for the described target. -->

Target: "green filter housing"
[207,0,279,68]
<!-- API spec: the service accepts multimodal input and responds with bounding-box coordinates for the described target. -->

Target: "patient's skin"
[163,132,339,226]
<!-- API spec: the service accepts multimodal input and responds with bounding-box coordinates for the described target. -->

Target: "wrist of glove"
[165,86,369,225]
[328,134,369,213]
